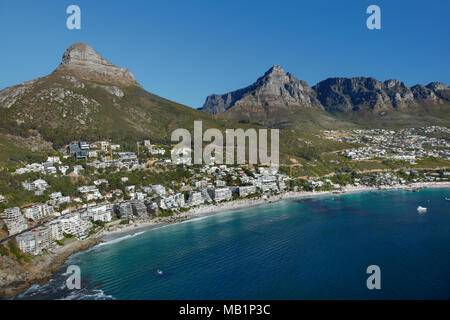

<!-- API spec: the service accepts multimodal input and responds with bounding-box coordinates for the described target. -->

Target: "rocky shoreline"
[0,237,101,299]
[1,181,449,299]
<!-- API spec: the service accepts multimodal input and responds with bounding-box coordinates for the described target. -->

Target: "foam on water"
[15,188,450,300]
[98,231,145,247]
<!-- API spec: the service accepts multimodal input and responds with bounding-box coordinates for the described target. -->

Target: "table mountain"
[313,77,449,112]
[200,66,449,127]
[201,65,322,115]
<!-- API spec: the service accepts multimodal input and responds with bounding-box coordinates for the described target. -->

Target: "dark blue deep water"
[17,188,450,299]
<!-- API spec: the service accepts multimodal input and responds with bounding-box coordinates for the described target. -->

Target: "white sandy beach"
[2,181,448,299]
[96,181,450,240]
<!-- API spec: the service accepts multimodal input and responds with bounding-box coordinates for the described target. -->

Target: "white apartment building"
[210,188,232,202]
[187,191,204,207]
[16,233,36,254]
[23,204,55,222]
[1,207,28,235]
[93,210,112,223]
[238,186,257,198]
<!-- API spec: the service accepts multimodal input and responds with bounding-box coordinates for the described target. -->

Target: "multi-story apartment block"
[131,201,148,218]
[23,204,55,222]
[116,202,134,219]
[16,226,53,255]
[93,210,112,223]
[209,188,232,202]
[238,186,257,198]
[1,207,28,235]
[187,191,204,207]
[16,232,36,254]
[46,220,64,241]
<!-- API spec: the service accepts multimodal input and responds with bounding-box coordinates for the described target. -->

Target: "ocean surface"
[15,188,450,300]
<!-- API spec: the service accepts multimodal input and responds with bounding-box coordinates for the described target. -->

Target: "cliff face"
[313,78,450,112]
[57,42,138,86]
[0,237,100,299]
[201,65,322,115]
[313,77,413,112]
[201,66,449,119]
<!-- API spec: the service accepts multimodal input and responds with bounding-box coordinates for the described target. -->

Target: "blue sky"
[0,0,449,108]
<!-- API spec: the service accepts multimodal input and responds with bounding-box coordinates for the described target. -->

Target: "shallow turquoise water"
[17,188,450,299]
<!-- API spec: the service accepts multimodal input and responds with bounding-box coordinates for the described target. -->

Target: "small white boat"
[157,269,163,275]
[417,206,427,213]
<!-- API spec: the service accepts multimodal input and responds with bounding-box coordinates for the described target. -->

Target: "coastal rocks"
[0,237,101,299]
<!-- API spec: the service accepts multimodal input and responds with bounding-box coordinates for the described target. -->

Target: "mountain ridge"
[200,65,323,115]
[200,65,450,127]
[0,43,448,166]
[0,42,237,151]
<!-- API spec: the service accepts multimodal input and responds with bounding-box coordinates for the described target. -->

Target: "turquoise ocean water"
[16,188,450,299]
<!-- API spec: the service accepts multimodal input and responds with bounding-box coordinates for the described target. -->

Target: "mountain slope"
[201,65,322,115]
[0,43,237,149]
[200,66,450,128]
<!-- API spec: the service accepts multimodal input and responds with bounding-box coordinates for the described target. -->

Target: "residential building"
[46,220,64,241]
[16,232,37,254]
[1,207,27,235]
[131,201,148,218]
[153,185,166,196]
[23,204,55,222]
[116,202,134,220]
[93,210,112,223]
[187,191,204,207]
[238,186,257,198]
[209,187,232,202]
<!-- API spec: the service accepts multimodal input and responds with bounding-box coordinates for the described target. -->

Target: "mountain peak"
[60,42,105,66]
[57,42,138,86]
[200,65,322,116]
[264,65,286,77]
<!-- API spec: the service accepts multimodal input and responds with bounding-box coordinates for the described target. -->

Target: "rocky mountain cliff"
[201,66,450,126]
[313,78,449,112]
[0,43,230,149]
[201,65,322,115]
[57,42,138,86]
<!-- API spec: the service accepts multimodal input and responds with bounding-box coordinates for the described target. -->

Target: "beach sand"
[98,181,450,239]
[1,181,449,298]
